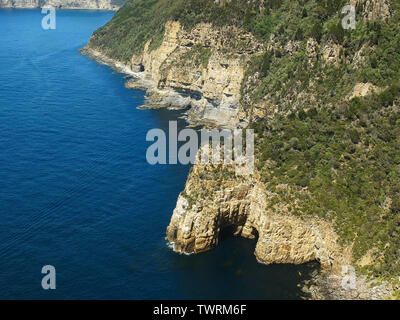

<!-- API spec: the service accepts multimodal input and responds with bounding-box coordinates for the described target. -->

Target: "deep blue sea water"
[0,9,317,299]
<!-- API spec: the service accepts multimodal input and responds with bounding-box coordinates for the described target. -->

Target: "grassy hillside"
[90,0,400,280]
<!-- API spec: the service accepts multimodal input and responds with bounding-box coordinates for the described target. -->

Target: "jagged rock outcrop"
[0,0,123,10]
[89,20,263,128]
[165,160,399,299]
[166,162,352,273]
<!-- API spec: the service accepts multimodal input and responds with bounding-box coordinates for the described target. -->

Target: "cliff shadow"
[219,224,259,242]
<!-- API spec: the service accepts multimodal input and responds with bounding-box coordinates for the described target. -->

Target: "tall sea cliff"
[84,0,400,299]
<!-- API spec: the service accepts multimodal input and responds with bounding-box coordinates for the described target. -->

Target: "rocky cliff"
[166,162,352,272]
[166,155,398,299]
[88,20,263,128]
[0,0,124,10]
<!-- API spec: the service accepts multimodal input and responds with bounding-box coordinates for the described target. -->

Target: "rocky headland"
[87,20,263,128]
[83,0,400,299]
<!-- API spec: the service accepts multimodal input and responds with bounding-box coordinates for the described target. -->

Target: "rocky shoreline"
[81,46,140,77]
[81,46,190,113]
[0,0,122,10]
[86,21,264,128]
[81,22,398,300]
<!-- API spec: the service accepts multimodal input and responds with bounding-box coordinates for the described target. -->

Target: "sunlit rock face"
[118,21,262,128]
[166,161,352,274]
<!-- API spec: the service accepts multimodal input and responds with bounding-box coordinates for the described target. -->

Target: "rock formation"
[166,161,353,273]
[83,0,399,299]
[0,0,124,10]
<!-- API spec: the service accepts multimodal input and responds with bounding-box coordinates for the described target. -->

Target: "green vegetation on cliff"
[91,0,351,61]
[252,85,400,277]
[90,0,400,279]
[248,0,400,279]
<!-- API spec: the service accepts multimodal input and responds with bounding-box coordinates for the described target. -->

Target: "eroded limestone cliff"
[83,0,399,299]
[166,161,352,273]
[88,20,263,128]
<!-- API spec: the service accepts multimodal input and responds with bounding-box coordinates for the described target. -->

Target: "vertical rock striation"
[88,21,263,128]
[0,0,124,10]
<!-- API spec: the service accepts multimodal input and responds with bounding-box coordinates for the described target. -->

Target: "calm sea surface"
[0,9,317,299]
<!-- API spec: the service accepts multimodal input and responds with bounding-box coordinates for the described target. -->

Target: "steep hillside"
[86,0,400,298]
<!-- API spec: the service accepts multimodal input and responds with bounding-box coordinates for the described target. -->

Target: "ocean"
[0,9,317,299]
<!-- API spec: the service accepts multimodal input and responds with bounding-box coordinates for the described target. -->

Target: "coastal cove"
[0,9,318,299]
